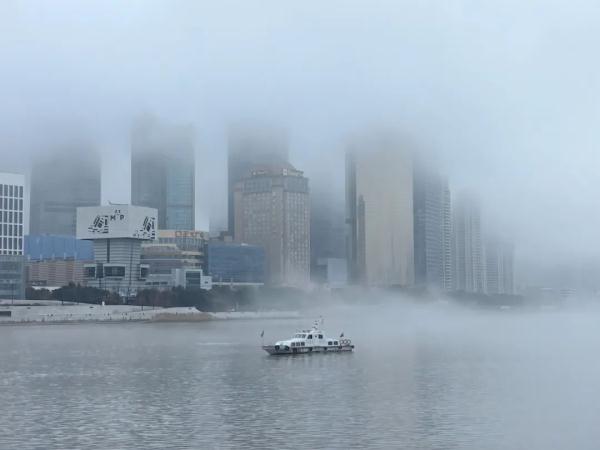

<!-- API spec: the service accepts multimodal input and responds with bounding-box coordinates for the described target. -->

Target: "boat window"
[318,334,323,339]
[328,341,333,345]
[307,335,313,339]
[334,341,339,346]
[301,342,305,346]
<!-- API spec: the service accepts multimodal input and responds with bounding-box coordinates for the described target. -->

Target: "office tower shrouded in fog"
[486,239,515,295]
[131,116,195,230]
[310,185,346,284]
[30,147,101,236]
[234,164,310,287]
[0,172,26,299]
[227,125,289,235]
[413,165,453,291]
[346,134,414,287]
[454,193,486,293]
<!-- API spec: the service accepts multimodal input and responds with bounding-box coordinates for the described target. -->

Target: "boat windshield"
[294,334,307,338]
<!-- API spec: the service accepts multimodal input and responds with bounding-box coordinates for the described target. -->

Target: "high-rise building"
[234,164,310,287]
[310,187,346,284]
[131,116,195,230]
[453,193,486,293]
[346,135,414,287]
[227,125,289,235]
[413,165,453,291]
[486,239,515,295]
[30,148,101,236]
[0,173,26,299]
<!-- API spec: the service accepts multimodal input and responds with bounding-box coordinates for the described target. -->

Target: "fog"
[1,0,599,288]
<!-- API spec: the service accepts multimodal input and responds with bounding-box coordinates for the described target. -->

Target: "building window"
[104,265,125,277]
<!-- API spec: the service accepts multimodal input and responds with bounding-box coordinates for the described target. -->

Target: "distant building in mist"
[453,193,486,293]
[346,134,414,287]
[233,164,310,287]
[30,147,101,236]
[310,187,346,284]
[227,125,289,235]
[0,172,26,299]
[413,165,453,291]
[485,239,515,295]
[131,116,195,230]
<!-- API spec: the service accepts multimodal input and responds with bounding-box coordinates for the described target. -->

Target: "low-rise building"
[26,258,92,288]
[313,258,348,289]
[204,241,265,285]
[25,234,93,261]
[77,205,157,297]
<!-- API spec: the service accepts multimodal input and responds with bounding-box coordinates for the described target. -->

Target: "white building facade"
[77,205,157,298]
[0,173,26,299]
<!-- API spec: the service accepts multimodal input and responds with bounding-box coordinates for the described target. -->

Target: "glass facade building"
[131,116,195,230]
[25,234,94,261]
[205,242,265,284]
[413,165,453,291]
[30,148,101,236]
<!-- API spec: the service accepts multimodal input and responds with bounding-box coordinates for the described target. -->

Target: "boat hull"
[262,345,354,355]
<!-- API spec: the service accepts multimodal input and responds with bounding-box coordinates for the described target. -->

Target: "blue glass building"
[25,234,94,261]
[204,242,265,284]
[131,116,195,230]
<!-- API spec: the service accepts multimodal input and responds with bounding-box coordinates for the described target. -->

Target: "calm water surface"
[1,305,600,449]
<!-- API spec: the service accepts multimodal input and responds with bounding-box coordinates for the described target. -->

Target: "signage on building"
[76,205,158,240]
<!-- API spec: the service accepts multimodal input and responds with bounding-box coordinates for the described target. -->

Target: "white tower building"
[0,172,26,299]
[77,205,157,298]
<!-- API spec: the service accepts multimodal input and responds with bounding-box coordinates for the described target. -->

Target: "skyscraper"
[30,147,101,236]
[227,125,289,235]
[310,186,346,283]
[453,193,486,293]
[234,164,310,287]
[486,239,515,295]
[0,172,26,299]
[131,116,195,230]
[413,165,453,291]
[346,134,414,287]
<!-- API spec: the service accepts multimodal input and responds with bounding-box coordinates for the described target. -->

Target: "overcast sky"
[1,0,599,286]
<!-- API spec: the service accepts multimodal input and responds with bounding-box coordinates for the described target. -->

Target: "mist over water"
[2,304,600,449]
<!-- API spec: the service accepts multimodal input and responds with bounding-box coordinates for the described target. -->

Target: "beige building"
[346,134,414,286]
[27,259,90,288]
[234,164,310,287]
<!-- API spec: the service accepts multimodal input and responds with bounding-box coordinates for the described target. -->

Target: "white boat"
[262,322,354,355]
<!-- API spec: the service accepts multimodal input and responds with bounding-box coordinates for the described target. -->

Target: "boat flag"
[340,332,344,338]
[260,330,264,338]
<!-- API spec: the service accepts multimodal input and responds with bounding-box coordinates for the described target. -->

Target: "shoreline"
[0,304,301,326]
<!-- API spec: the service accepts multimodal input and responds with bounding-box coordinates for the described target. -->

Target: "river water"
[1,304,600,449]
